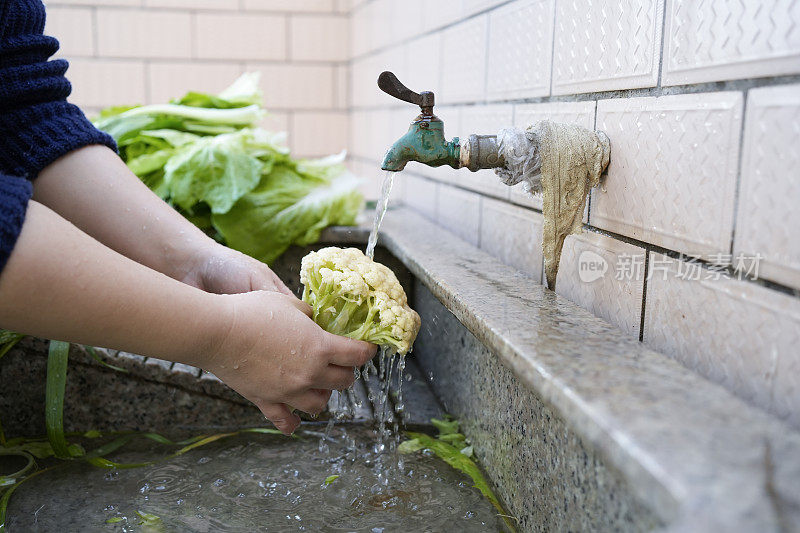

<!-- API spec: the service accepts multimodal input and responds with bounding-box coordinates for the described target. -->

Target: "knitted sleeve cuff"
[0,99,117,179]
[0,173,33,273]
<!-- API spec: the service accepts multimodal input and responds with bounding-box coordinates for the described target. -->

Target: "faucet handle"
[378,71,435,110]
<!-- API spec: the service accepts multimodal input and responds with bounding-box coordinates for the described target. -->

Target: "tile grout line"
[655,0,668,88]
[638,250,650,342]
[728,90,749,258]
[548,0,557,97]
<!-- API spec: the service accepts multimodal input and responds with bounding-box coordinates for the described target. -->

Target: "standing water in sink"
[365,171,396,259]
[5,426,505,532]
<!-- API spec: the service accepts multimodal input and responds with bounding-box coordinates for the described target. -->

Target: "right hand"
[201,291,376,435]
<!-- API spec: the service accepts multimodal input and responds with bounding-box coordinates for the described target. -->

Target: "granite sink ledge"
[375,207,800,532]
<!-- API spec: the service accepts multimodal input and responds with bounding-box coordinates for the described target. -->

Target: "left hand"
[181,243,294,296]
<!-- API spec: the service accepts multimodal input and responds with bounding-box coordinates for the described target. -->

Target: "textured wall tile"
[463,0,507,16]
[246,63,334,109]
[437,185,481,246]
[144,0,232,8]
[335,65,349,109]
[147,62,242,105]
[486,0,554,100]
[389,0,424,43]
[403,175,438,222]
[346,158,384,200]
[242,0,335,12]
[662,0,800,86]
[290,15,348,61]
[46,0,138,5]
[349,108,403,164]
[644,252,800,428]
[510,101,596,210]
[404,33,442,99]
[591,93,742,256]
[441,15,488,103]
[291,111,349,157]
[479,198,543,280]
[67,59,146,107]
[258,111,289,138]
[423,0,466,32]
[733,84,800,289]
[556,232,645,337]
[552,0,663,94]
[97,9,192,59]
[456,104,514,199]
[196,13,286,60]
[45,7,95,57]
[350,47,406,108]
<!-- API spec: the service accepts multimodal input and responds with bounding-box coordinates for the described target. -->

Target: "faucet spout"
[380,118,460,172]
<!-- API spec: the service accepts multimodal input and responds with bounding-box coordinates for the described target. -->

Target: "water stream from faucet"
[366,171,396,259]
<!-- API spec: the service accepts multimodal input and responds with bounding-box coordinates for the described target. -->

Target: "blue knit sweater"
[0,0,116,272]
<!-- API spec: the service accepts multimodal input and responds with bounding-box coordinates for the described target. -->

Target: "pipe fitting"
[459,134,505,172]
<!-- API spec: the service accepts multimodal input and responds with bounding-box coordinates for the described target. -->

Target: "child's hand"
[181,244,293,296]
[202,290,376,435]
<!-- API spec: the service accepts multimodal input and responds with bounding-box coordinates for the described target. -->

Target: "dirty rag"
[496,121,610,290]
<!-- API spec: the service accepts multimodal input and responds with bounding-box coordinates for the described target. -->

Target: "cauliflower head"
[300,247,421,355]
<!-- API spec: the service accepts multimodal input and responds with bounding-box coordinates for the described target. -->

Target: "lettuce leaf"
[212,162,362,264]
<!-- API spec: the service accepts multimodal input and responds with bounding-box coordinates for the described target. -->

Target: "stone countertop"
[374,207,800,532]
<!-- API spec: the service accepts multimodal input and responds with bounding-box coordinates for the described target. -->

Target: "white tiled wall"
[346,0,800,428]
[591,92,743,257]
[47,0,800,427]
[45,0,349,158]
[644,253,800,428]
[733,84,800,290]
[662,0,800,86]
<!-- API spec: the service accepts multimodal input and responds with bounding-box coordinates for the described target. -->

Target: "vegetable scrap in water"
[93,72,363,264]
[399,415,517,532]
[300,247,421,354]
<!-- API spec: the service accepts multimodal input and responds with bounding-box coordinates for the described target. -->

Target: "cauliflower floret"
[300,247,421,355]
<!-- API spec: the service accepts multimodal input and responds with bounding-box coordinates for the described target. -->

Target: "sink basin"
[2,208,798,532]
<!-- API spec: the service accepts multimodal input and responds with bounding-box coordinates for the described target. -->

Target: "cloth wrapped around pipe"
[496,121,610,290]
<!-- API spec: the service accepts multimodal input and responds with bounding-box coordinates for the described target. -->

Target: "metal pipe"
[459,134,505,172]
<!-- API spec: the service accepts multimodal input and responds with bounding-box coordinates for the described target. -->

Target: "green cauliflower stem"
[300,247,421,355]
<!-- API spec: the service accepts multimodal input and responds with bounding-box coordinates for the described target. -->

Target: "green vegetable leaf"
[401,431,516,532]
[106,517,124,524]
[173,72,263,109]
[397,438,424,454]
[45,341,81,459]
[165,131,264,214]
[212,166,363,264]
[431,417,460,437]
[324,475,340,485]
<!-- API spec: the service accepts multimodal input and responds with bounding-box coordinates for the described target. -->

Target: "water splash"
[366,171,396,259]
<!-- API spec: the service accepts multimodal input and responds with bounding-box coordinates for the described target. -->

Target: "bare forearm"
[32,145,215,282]
[0,201,226,366]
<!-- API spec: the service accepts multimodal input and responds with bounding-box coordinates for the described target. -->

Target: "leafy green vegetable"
[45,341,83,459]
[324,474,340,485]
[93,72,363,265]
[136,510,166,532]
[164,131,264,214]
[215,158,363,264]
[399,416,517,532]
[431,416,460,437]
